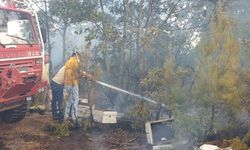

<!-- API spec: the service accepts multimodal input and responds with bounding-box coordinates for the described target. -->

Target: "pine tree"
[193,1,247,135]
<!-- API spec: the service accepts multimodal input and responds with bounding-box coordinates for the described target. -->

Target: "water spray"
[94,80,167,109]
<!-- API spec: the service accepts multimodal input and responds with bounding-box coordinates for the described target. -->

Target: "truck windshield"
[0,9,36,45]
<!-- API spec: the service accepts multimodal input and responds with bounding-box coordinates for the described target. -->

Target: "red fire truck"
[0,0,47,123]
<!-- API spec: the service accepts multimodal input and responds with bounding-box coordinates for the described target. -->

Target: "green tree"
[141,55,203,145]
[193,1,247,135]
[141,55,187,117]
[49,0,96,61]
[85,0,210,101]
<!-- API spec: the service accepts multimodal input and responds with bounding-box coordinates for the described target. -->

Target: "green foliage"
[43,0,250,145]
[127,101,151,130]
[140,55,204,145]
[49,0,96,24]
[141,56,188,108]
[83,0,209,95]
[49,0,98,61]
[193,1,247,136]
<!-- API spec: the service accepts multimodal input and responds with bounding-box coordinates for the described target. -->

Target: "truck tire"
[2,101,27,123]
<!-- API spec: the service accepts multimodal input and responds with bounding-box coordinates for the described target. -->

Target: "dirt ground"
[0,113,149,150]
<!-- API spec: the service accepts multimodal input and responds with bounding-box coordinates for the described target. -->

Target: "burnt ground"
[0,113,149,150]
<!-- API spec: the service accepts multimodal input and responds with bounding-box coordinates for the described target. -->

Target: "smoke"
[236,108,250,128]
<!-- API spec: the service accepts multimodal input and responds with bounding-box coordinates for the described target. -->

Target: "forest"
[19,0,250,149]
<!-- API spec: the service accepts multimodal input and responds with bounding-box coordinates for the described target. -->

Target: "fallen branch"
[128,136,139,143]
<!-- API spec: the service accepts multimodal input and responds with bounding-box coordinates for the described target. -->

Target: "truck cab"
[0,4,47,122]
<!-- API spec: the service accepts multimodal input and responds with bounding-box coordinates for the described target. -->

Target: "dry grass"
[231,137,248,150]
[43,120,73,137]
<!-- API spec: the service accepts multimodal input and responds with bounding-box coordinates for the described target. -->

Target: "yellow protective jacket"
[64,57,79,86]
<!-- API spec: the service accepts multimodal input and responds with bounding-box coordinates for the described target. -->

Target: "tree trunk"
[62,25,67,62]
[139,0,153,76]
[99,0,110,73]
[44,0,52,78]
[209,104,215,134]
[119,0,128,88]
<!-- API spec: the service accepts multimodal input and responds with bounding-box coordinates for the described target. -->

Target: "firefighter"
[64,52,92,125]
[51,66,65,122]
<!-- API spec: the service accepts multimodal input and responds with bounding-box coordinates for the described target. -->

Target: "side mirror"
[40,28,46,43]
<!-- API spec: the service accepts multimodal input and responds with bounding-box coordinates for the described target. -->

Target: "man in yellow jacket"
[64,52,91,124]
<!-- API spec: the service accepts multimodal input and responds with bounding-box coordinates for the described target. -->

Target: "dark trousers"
[51,80,64,122]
